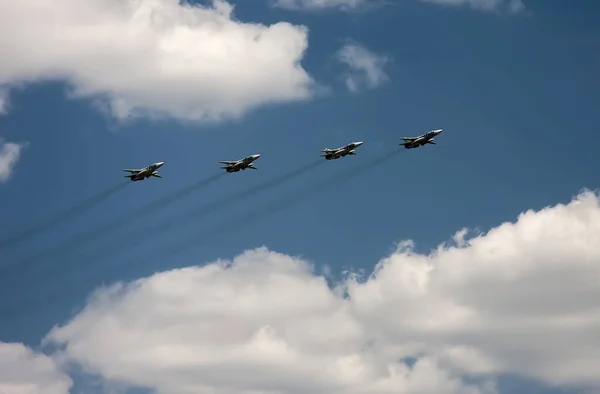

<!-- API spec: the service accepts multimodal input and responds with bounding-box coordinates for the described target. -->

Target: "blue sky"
[1,1,599,393]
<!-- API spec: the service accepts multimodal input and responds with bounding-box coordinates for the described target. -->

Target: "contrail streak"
[147,148,400,263]
[0,172,225,277]
[86,159,324,260]
[0,151,398,320]
[0,159,327,318]
[0,182,128,251]
[14,159,325,281]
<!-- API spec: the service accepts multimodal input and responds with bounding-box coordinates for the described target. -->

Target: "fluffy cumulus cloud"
[0,343,71,394]
[0,0,314,123]
[348,192,600,387]
[33,190,600,394]
[0,140,25,183]
[419,0,525,12]
[336,42,390,93]
[46,248,489,394]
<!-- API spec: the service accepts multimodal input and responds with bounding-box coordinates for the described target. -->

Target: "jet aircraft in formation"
[124,129,443,181]
[321,141,364,160]
[123,162,165,182]
[219,154,262,173]
[399,129,443,149]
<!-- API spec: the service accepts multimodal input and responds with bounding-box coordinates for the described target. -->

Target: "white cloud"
[273,0,371,11]
[46,248,490,394]
[0,140,25,182]
[41,190,600,393]
[0,89,8,115]
[336,42,389,93]
[274,0,524,12]
[348,190,600,387]
[0,0,314,123]
[419,0,525,12]
[0,342,71,394]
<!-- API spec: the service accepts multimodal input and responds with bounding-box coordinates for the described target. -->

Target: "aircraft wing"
[122,169,140,173]
[400,137,417,141]
[219,161,237,165]
[151,173,163,178]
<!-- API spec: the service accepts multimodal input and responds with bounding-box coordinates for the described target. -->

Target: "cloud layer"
[419,0,524,12]
[46,249,490,394]
[0,141,25,183]
[0,89,7,114]
[336,42,390,92]
[273,0,371,11]
[0,0,313,122]
[275,0,524,12]
[16,190,598,394]
[0,343,71,394]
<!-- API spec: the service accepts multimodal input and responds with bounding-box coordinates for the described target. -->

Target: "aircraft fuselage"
[322,141,364,160]
[129,170,158,181]
[221,154,261,173]
[401,129,443,149]
[125,162,165,181]
[403,138,434,149]
[324,149,357,160]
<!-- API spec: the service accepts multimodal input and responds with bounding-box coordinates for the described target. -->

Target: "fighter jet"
[400,129,443,149]
[321,141,364,160]
[219,154,261,173]
[123,162,165,181]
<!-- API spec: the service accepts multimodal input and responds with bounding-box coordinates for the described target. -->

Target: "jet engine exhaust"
[0,172,225,278]
[3,159,324,285]
[148,149,400,262]
[0,181,128,251]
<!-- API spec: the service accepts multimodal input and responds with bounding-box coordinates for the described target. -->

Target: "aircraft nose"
[355,141,364,146]
[253,154,261,159]
[156,161,165,167]
[435,129,443,134]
